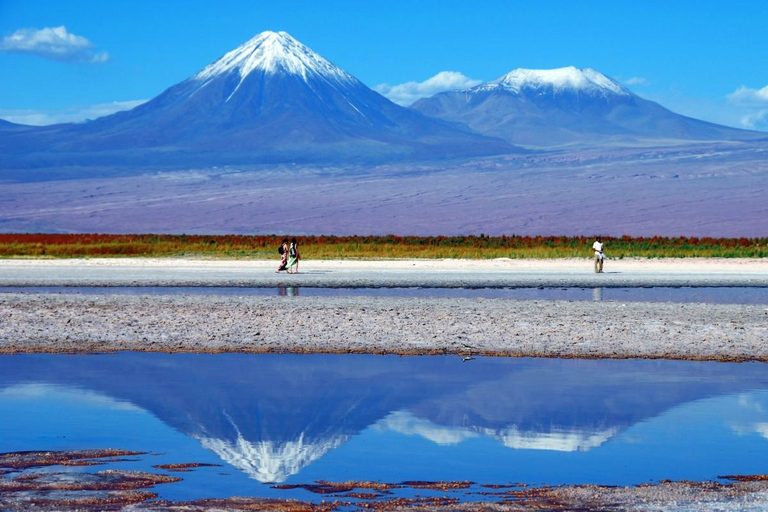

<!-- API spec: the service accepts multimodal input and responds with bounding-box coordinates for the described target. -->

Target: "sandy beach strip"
[1,257,768,288]
[1,258,766,360]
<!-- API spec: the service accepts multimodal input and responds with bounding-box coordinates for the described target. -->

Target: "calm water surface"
[2,354,768,503]
[2,286,768,303]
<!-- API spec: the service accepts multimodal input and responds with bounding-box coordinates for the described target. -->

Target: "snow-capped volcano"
[411,66,761,147]
[476,66,630,97]
[193,31,356,91]
[1,30,514,167]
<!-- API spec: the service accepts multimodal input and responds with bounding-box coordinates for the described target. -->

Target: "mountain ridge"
[0,31,516,169]
[193,31,357,90]
[472,66,630,96]
[411,66,763,147]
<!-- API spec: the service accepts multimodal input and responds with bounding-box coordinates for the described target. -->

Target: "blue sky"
[1,0,767,129]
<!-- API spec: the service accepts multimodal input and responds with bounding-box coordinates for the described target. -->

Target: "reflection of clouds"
[0,383,140,411]
[731,423,768,441]
[481,426,618,452]
[753,424,768,440]
[728,393,768,440]
[375,411,617,452]
[374,411,478,445]
[739,394,766,413]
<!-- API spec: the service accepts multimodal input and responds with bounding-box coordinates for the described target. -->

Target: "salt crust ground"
[0,258,766,360]
[2,257,768,288]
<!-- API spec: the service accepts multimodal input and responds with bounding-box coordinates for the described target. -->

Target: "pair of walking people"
[277,237,300,274]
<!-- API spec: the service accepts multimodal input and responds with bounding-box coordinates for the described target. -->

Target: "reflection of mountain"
[0,353,443,482]
[377,410,617,452]
[2,354,768,481]
[196,432,348,482]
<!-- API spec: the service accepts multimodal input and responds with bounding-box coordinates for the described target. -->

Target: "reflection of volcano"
[196,431,348,483]
[377,410,617,452]
[0,353,451,482]
[2,354,768,482]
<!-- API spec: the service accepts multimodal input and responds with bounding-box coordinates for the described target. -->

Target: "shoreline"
[4,449,768,511]
[1,258,767,360]
[1,257,768,288]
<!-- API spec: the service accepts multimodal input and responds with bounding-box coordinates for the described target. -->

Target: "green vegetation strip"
[1,234,766,259]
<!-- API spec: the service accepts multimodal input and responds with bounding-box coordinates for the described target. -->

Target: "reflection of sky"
[4,381,768,499]
[4,352,768,504]
[311,391,768,487]
[0,385,288,501]
[374,410,617,451]
[3,286,768,304]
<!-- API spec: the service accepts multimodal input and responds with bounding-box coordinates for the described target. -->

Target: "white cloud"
[0,99,147,126]
[727,85,768,106]
[0,25,109,63]
[638,88,768,132]
[624,77,649,86]
[374,71,482,106]
[724,85,768,129]
[740,109,768,129]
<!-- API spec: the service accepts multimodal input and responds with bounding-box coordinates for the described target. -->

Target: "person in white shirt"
[592,236,604,273]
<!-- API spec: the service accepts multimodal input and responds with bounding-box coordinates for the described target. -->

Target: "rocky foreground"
[3,450,768,511]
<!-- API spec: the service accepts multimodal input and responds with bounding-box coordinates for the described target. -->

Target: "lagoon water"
[2,285,768,303]
[2,353,768,502]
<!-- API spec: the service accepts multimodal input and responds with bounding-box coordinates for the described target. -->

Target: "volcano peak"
[193,30,355,86]
[476,66,630,96]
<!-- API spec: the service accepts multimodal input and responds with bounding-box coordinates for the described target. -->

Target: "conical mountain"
[3,31,514,167]
[411,66,762,147]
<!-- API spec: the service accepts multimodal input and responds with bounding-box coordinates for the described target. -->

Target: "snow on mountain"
[475,66,630,96]
[411,66,763,147]
[0,30,514,168]
[193,31,356,94]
